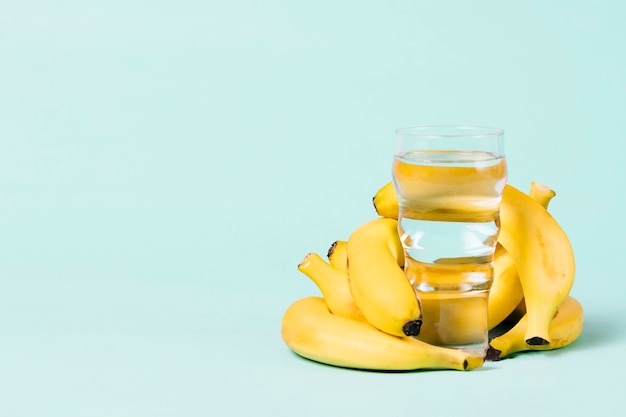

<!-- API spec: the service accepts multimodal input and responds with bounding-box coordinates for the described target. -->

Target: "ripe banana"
[327,240,348,272]
[498,184,575,345]
[297,252,363,321]
[486,296,583,361]
[488,182,557,329]
[347,217,423,337]
[282,296,484,371]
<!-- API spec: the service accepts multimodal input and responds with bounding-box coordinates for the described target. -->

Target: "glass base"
[435,341,488,358]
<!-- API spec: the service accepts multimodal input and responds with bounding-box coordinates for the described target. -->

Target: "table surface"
[2,1,625,416]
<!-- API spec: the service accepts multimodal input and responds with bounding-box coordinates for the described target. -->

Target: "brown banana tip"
[402,319,422,337]
[526,336,550,346]
[327,241,338,258]
[372,197,379,211]
[463,359,468,370]
[485,346,502,361]
[297,253,311,269]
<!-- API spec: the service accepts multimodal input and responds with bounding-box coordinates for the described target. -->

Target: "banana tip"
[465,356,485,370]
[402,319,422,337]
[327,241,338,258]
[485,346,502,361]
[297,253,312,269]
[372,200,380,214]
[526,336,550,346]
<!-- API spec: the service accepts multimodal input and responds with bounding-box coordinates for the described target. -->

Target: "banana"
[347,217,423,337]
[486,296,583,361]
[297,252,363,321]
[498,184,575,345]
[282,296,484,371]
[327,240,348,272]
[488,182,557,329]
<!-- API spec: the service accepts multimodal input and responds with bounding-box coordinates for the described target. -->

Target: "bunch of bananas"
[281,181,583,371]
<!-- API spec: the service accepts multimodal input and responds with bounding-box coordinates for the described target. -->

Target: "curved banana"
[498,184,576,345]
[327,240,348,272]
[297,252,363,321]
[488,182,557,329]
[282,296,484,371]
[347,217,422,337]
[486,296,583,361]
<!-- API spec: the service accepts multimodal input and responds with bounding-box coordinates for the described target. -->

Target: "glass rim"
[395,125,504,139]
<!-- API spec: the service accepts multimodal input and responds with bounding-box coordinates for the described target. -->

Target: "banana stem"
[529,182,556,208]
[297,252,363,321]
[327,240,348,272]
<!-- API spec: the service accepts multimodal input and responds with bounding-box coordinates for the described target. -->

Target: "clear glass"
[392,125,506,356]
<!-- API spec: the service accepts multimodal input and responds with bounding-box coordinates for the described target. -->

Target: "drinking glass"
[392,125,506,356]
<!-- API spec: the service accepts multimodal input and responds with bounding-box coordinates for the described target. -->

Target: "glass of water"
[392,125,506,356]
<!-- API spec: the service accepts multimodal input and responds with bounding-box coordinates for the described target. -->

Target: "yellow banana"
[347,217,423,337]
[282,296,484,371]
[486,296,583,360]
[498,184,575,345]
[297,252,363,321]
[327,240,348,272]
[488,182,557,329]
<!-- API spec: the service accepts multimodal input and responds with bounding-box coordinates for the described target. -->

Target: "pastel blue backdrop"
[1,1,624,416]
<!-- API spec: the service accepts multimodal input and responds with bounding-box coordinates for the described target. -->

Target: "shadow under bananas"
[285,350,498,374]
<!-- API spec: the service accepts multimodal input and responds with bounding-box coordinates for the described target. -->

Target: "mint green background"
[1,1,624,416]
